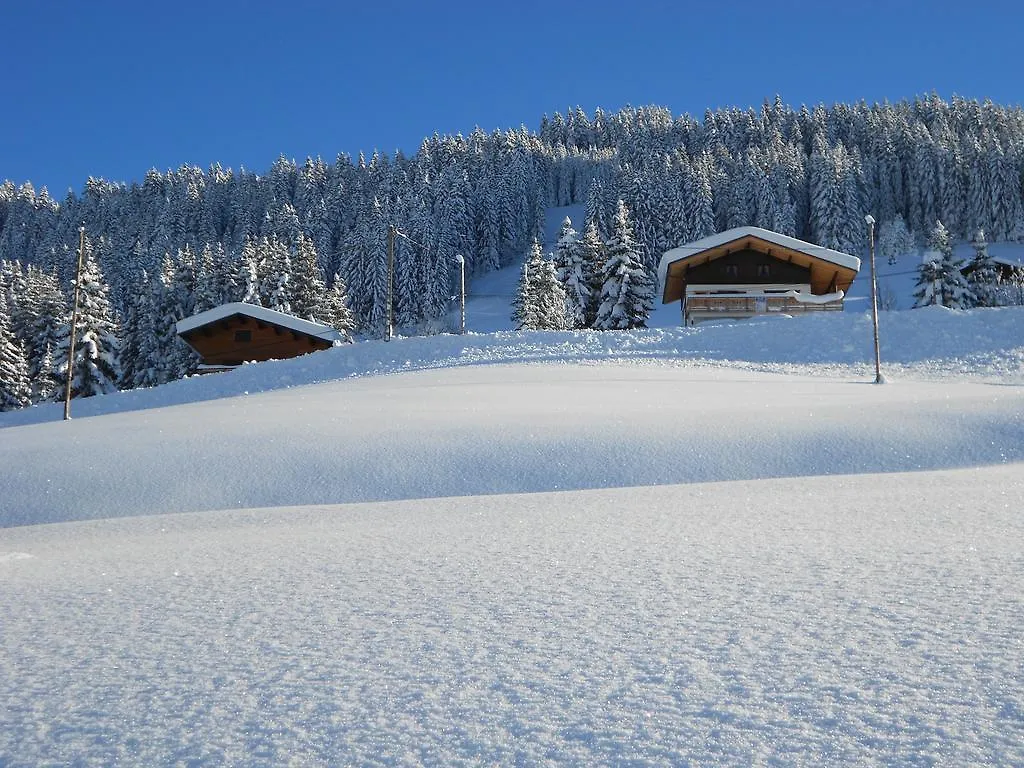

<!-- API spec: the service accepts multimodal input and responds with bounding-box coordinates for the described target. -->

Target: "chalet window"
[724,264,739,278]
[234,330,252,343]
[757,264,771,278]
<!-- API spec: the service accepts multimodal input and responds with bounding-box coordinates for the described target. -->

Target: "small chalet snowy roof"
[658,226,861,304]
[176,302,344,343]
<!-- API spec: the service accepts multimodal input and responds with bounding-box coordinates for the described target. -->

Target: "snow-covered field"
[2,212,1024,764]
[3,463,1023,765]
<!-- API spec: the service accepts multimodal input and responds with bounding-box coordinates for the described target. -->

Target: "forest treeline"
[2,93,1024,408]
[3,93,1024,315]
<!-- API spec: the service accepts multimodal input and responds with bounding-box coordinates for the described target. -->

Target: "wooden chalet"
[657,226,861,324]
[960,254,1024,283]
[175,303,345,367]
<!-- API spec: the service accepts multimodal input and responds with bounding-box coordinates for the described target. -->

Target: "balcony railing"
[685,294,844,317]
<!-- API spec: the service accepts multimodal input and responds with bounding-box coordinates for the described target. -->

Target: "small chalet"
[175,303,345,367]
[961,254,1024,283]
[658,226,861,324]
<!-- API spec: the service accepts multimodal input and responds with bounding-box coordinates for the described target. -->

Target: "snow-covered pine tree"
[578,221,606,327]
[258,235,292,314]
[35,342,61,402]
[0,291,32,410]
[594,200,654,330]
[206,241,235,306]
[290,233,327,320]
[193,243,220,313]
[553,217,590,328]
[680,159,716,242]
[877,214,916,265]
[912,256,944,308]
[913,220,975,308]
[53,236,122,398]
[511,241,569,331]
[966,229,1000,307]
[140,256,197,384]
[118,270,149,389]
[6,262,34,348]
[234,237,261,305]
[130,273,168,389]
[24,268,67,399]
[314,273,356,340]
[584,177,610,242]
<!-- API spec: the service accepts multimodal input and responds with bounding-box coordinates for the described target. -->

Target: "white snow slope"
[2,212,1024,764]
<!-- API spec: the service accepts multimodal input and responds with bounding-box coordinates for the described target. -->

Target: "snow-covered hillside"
[2,206,1024,765]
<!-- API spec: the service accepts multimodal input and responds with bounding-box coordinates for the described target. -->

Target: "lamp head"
[865,214,875,225]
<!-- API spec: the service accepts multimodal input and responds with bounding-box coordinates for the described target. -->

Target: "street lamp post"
[455,254,465,334]
[865,215,884,384]
[385,225,395,341]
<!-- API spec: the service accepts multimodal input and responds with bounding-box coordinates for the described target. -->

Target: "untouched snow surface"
[3,212,1024,763]
[3,467,1024,765]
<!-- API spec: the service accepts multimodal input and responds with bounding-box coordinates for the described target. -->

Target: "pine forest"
[3,93,1024,409]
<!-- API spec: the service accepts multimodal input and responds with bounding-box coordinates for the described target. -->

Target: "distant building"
[960,254,1023,283]
[658,227,860,325]
[175,303,345,367]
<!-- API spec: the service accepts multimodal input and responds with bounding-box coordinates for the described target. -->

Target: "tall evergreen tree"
[54,236,122,398]
[913,220,974,308]
[594,200,654,330]
[234,237,261,304]
[24,268,68,399]
[315,273,356,340]
[584,177,610,242]
[257,235,292,313]
[290,233,327,320]
[553,217,591,328]
[118,269,149,389]
[578,221,607,327]
[511,241,569,331]
[131,273,169,389]
[0,292,32,410]
[966,229,1000,307]
[877,214,916,265]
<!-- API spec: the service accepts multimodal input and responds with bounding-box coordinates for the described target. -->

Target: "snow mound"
[2,363,1022,527]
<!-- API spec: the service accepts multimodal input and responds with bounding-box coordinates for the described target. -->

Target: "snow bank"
[2,305,1022,430]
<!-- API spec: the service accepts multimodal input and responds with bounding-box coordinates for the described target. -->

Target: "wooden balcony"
[684,289,844,323]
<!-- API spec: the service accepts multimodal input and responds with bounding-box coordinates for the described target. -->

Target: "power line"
[392,229,431,253]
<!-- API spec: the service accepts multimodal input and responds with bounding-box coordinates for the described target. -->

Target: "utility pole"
[386,224,395,341]
[63,226,86,420]
[455,254,466,334]
[865,215,884,384]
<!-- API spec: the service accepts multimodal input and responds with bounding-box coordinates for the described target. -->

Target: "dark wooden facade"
[179,312,334,366]
[683,248,812,286]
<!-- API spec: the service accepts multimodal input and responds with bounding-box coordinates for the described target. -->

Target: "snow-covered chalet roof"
[176,302,344,343]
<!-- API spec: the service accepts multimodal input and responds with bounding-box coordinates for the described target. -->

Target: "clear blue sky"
[3,0,1021,196]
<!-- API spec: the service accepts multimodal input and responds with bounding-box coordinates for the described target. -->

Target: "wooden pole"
[386,225,395,341]
[63,227,86,420]
[866,215,884,384]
